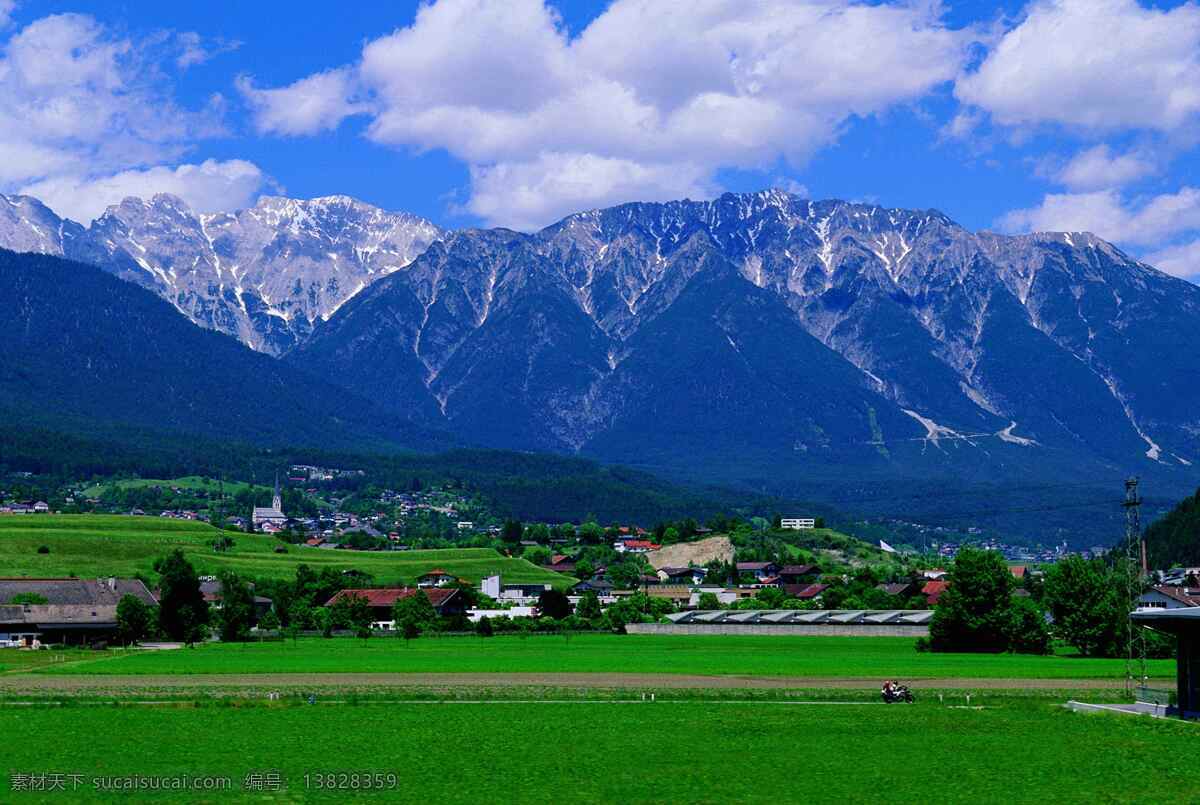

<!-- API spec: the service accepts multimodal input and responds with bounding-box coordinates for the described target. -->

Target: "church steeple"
[272,472,282,511]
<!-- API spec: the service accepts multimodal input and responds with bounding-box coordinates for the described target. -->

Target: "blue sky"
[1,0,1198,280]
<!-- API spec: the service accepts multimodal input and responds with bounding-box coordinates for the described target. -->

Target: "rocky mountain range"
[2,189,1197,500]
[0,192,441,354]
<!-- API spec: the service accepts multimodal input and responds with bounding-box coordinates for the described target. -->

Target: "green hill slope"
[1143,486,1200,568]
[0,515,569,587]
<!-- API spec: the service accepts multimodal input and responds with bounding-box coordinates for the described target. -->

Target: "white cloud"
[175,31,241,70]
[956,0,1200,132]
[0,1,16,29]
[468,153,716,232]
[1055,145,1158,191]
[999,187,1200,245]
[242,0,974,228]
[19,159,269,224]
[237,68,363,136]
[1143,239,1200,279]
[0,13,269,220]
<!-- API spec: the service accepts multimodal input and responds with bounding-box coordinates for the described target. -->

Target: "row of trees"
[928,547,1171,657]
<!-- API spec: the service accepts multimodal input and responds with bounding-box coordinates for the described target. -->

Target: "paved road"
[0,673,1133,691]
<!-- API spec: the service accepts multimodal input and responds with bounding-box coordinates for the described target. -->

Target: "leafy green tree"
[538,588,572,619]
[1004,595,1051,655]
[696,592,723,610]
[575,591,602,620]
[578,521,605,545]
[115,594,154,644]
[331,593,373,638]
[475,615,494,637]
[523,546,552,565]
[258,609,280,632]
[287,600,314,630]
[154,549,209,644]
[314,607,333,638]
[216,570,255,642]
[574,559,595,580]
[609,560,645,589]
[393,591,437,639]
[929,547,1014,653]
[1042,555,1128,657]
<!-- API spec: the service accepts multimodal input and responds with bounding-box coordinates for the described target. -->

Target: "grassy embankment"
[34,634,1175,680]
[0,701,1195,803]
[0,515,570,587]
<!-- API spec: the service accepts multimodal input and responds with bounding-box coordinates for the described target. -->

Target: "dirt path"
[0,673,1134,692]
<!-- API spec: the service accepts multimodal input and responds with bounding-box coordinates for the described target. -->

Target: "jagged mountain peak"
[0,190,443,355]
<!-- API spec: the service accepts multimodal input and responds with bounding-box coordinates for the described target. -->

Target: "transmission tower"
[1123,477,1147,694]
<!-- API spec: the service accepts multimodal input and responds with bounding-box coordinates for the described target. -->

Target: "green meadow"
[39,634,1175,680]
[0,700,1195,803]
[79,476,264,499]
[0,514,569,586]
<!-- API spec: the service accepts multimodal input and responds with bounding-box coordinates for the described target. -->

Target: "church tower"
[272,473,282,512]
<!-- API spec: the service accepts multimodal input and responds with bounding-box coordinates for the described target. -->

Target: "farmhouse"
[324,587,465,625]
[736,562,779,581]
[0,577,157,646]
[417,569,459,588]
[1139,585,1200,609]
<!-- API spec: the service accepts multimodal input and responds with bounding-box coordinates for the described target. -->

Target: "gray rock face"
[0,195,84,256]
[298,191,1200,483]
[0,193,442,355]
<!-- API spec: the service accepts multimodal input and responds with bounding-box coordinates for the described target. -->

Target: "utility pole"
[1123,477,1146,694]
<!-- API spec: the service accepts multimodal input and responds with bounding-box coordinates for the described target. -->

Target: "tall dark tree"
[501,518,524,545]
[154,549,209,644]
[929,547,1014,653]
[538,588,572,619]
[216,570,255,642]
[115,594,154,645]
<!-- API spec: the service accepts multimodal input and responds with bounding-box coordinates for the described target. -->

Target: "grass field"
[34,635,1176,680]
[0,515,570,586]
[0,700,1194,803]
[79,476,264,499]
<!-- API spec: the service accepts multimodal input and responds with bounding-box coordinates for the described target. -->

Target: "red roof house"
[325,587,463,620]
[922,580,949,606]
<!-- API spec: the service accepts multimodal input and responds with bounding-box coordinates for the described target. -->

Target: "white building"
[251,476,287,531]
[780,518,815,530]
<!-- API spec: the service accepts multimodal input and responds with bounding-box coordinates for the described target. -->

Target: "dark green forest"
[1143,486,1200,567]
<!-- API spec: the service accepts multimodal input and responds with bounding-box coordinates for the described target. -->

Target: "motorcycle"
[881,684,914,704]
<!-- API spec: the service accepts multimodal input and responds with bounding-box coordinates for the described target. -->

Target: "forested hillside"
[0,248,447,452]
[1144,487,1200,567]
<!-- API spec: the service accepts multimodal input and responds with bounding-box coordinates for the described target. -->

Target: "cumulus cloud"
[238,68,364,136]
[956,0,1200,132]
[999,187,1200,245]
[241,0,974,228]
[1143,239,1200,280]
[0,13,268,220]
[1055,145,1158,191]
[19,159,269,224]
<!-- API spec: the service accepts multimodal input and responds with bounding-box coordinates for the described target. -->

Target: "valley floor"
[1,699,1195,803]
[17,635,1175,680]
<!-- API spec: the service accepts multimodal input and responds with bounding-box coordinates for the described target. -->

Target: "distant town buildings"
[780,518,815,530]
